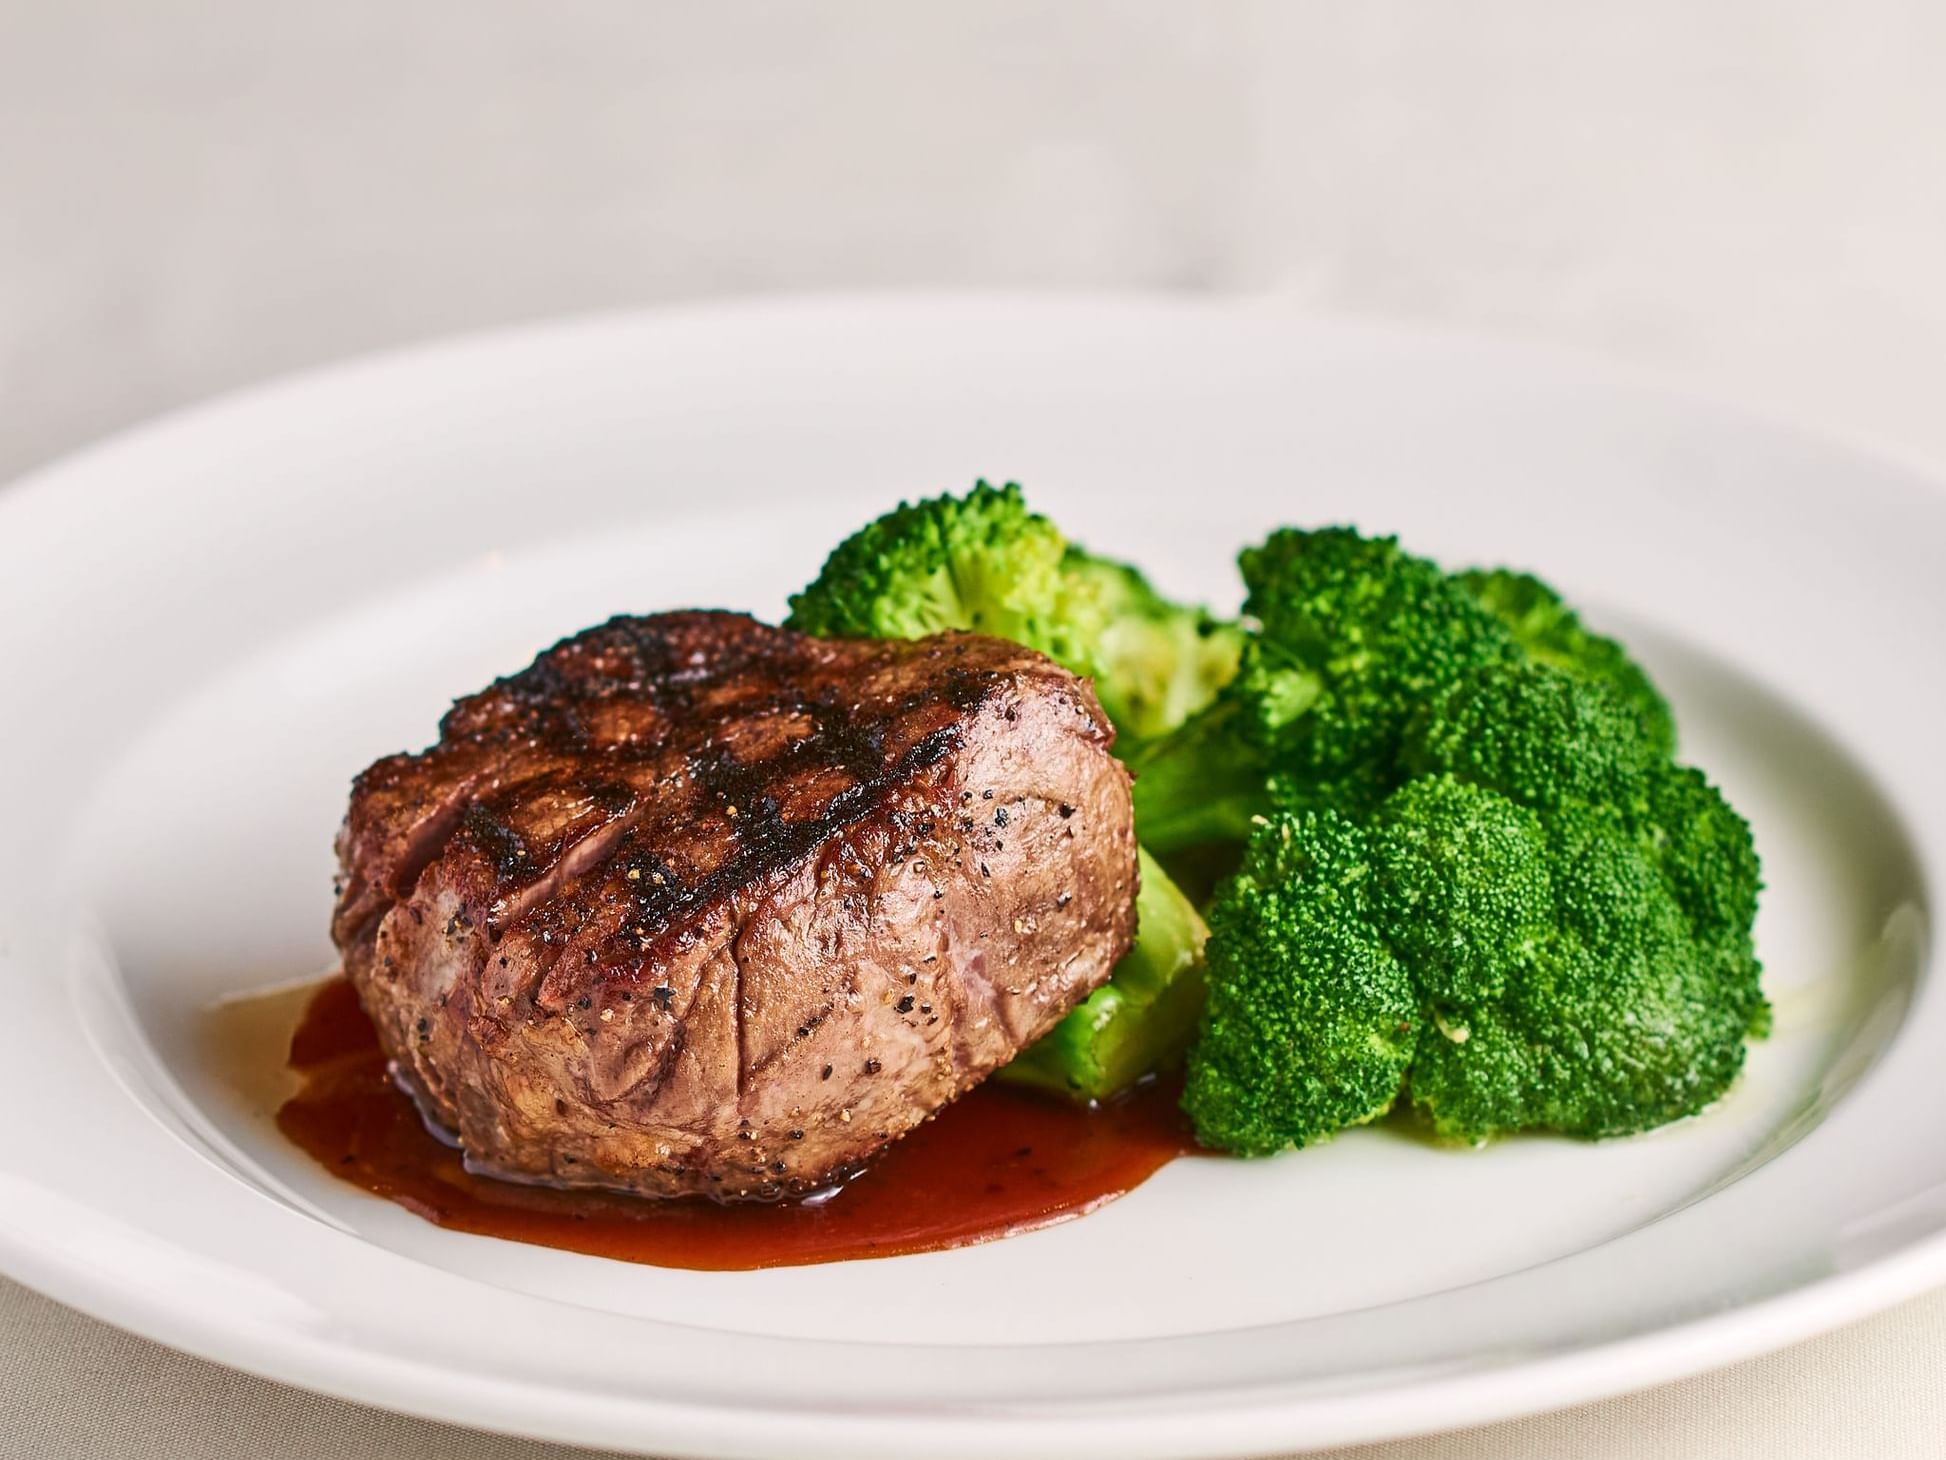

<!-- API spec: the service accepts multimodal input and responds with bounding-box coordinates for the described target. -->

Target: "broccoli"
[786,480,1071,654]
[1402,655,1660,811]
[1130,529,1524,851]
[1182,663,1767,1153]
[1130,532,1684,856]
[787,481,1240,741]
[1455,568,1676,754]
[1000,848,1210,1101]
[1183,809,1418,1154]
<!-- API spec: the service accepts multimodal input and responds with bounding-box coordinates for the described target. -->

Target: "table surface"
[5,2,1945,1454]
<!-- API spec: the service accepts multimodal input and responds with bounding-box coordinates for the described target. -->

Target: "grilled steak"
[331,611,1137,1199]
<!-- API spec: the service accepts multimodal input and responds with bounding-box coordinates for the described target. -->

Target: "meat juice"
[276,976,1194,1270]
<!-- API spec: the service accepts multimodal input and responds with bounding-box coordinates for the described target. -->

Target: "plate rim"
[8,1200,1945,1459]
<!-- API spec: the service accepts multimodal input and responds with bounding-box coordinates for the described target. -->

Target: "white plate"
[0,296,1939,1459]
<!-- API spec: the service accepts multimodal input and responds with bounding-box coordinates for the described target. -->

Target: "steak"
[331,611,1137,1200]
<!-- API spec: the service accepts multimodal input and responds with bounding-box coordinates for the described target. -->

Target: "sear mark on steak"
[331,611,1137,1200]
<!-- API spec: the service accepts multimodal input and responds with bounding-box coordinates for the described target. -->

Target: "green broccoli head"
[1185,663,1766,1154]
[1132,535,1683,856]
[1643,763,1764,954]
[787,482,1237,741]
[1237,529,1524,775]
[1368,775,1552,1007]
[786,480,1071,651]
[1400,666,1764,1143]
[1456,568,1676,755]
[1406,793,1762,1143]
[1132,528,1523,851]
[1397,664,1764,1140]
[1403,660,1661,812]
[1405,666,1761,953]
[1183,810,1418,1155]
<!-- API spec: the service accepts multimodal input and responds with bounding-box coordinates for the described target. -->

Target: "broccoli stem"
[1123,703,1270,855]
[998,847,1209,1101]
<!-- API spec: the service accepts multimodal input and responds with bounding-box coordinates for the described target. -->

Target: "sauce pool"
[276,977,1196,1270]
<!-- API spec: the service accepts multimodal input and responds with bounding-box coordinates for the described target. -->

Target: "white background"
[3,3,1943,1456]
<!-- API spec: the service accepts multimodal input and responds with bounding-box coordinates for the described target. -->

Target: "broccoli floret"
[788,482,1238,743]
[786,481,1073,653]
[1457,568,1675,754]
[1368,775,1552,1007]
[1132,529,1522,851]
[1000,848,1210,1101]
[1402,660,1660,811]
[1132,535,1679,857]
[1183,810,1418,1154]
[1397,667,1766,1137]
[1404,790,1763,1144]
[1240,530,1525,778]
[1184,664,1766,1154]
[1644,764,1764,955]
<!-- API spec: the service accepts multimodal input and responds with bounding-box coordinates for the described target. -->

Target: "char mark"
[596,714,973,954]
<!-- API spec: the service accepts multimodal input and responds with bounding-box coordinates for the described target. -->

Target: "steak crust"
[331,611,1137,1199]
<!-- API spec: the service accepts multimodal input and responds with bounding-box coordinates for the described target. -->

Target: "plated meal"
[302,480,1768,1266]
[6,299,1936,1456]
